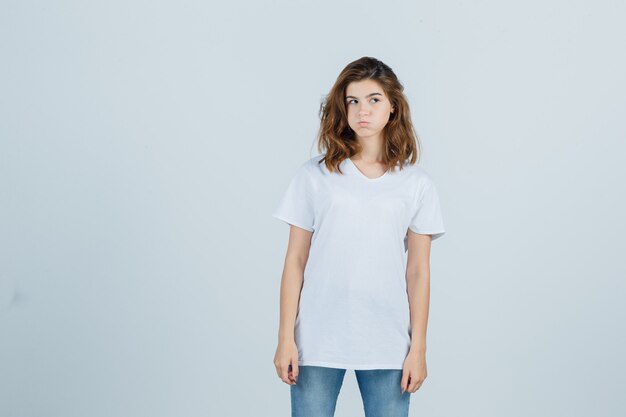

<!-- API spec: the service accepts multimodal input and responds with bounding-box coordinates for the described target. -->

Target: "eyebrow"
[345,92,383,100]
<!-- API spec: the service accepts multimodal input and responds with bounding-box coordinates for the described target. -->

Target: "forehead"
[345,79,386,97]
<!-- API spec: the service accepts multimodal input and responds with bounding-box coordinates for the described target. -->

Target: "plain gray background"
[1,1,624,416]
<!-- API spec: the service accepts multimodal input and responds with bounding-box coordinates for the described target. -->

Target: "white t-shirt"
[272,154,445,370]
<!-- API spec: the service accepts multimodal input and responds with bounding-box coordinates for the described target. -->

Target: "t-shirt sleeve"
[408,178,446,241]
[272,162,315,232]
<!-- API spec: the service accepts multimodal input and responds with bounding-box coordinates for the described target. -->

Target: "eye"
[347,99,357,105]
[371,98,380,103]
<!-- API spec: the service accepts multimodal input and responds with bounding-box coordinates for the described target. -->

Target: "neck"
[354,134,384,162]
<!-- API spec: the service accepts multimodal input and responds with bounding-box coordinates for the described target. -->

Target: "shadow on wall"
[0,277,21,312]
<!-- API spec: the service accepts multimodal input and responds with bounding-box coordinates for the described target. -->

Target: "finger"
[287,363,297,385]
[287,364,296,385]
[400,371,409,393]
[292,360,299,383]
[281,364,293,385]
[407,378,414,393]
[409,378,421,393]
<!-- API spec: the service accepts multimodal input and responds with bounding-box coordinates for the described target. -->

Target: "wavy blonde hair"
[313,56,422,174]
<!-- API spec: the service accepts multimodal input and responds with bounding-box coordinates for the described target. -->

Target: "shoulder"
[288,154,322,175]
[285,154,325,188]
[305,153,325,167]
[302,153,326,176]
[401,163,442,205]
[402,162,436,187]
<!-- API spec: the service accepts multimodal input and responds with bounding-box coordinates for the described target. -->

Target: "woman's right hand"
[274,339,299,385]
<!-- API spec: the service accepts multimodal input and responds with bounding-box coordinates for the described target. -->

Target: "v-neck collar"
[345,158,390,182]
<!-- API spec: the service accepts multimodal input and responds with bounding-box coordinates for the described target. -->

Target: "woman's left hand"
[401,349,427,393]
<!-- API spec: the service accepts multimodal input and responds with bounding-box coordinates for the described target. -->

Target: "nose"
[358,104,370,117]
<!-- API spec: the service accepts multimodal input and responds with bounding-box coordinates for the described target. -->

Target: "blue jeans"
[290,365,410,417]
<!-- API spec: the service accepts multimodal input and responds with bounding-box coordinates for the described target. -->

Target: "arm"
[278,225,312,341]
[405,230,432,353]
[401,230,432,393]
[274,225,312,385]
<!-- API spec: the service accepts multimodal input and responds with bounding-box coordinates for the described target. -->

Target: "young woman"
[272,56,446,417]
